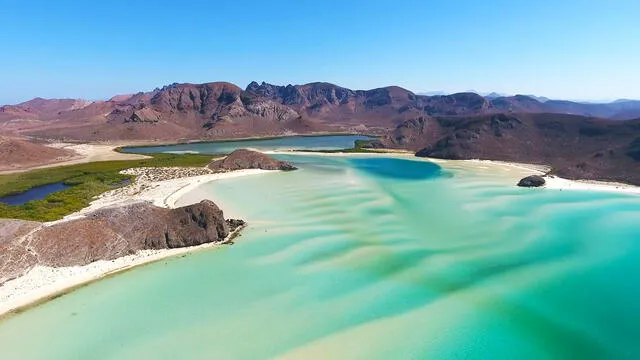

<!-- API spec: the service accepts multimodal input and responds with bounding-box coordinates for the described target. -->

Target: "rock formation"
[0,200,239,284]
[1,80,640,185]
[517,175,546,187]
[208,149,297,171]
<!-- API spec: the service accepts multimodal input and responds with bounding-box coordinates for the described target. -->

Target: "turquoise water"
[121,135,373,154]
[1,154,640,359]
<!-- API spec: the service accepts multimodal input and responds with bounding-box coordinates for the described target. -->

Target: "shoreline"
[277,151,640,195]
[0,167,274,318]
[0,230,239,319]
[458,159,640,195]
[1,148,639,318]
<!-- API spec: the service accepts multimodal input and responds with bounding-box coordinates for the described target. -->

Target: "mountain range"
[1,80,639,184]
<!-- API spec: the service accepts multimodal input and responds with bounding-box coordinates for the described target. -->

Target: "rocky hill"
[208,149,297,171]
[2,80,640,184]
[382,113,640,185]
[0,200,239,284]
[4,81,638,143]
[0,137,76,171]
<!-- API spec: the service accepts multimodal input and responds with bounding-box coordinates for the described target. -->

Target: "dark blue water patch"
[349,157,443,180]
[0,182,71,206]
[120,135,375,155]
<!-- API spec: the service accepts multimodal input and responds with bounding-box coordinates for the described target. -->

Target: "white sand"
[459,159,640,195]
[276,151,640,196]
[2,151,639,317]
[0,167,274,317]
[276,151,640,195]
[543,175,640,195]
[0,243,222,316]
[65,168,271,220]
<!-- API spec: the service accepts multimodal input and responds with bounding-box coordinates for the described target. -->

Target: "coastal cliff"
[0,200,241,284]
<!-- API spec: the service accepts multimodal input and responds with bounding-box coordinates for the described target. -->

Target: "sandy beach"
[458,159,640,195]
[2,150,639,318]
[274,151,640,195]
[0,166,274,317]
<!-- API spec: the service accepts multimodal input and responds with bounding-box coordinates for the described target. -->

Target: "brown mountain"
[543,99,640,120]
[382,113,640,185]
[0,82,565,141]
[3,81,638,142]
[0,200,236,284]
[0,137,76,172]
[1,81,639,184]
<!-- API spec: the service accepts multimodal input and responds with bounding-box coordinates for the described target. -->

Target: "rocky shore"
[0,151,291,316]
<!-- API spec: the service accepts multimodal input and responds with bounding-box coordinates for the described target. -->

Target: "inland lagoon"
[121,135,375,155]
[1,151,639,359]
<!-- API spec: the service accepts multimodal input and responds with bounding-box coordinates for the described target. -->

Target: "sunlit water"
[1,153,640,359]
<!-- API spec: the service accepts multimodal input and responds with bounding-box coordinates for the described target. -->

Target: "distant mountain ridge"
[1,80,639,142]
[0,80,639,185]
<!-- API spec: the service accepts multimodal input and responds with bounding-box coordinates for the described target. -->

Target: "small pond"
[0,182,71,206]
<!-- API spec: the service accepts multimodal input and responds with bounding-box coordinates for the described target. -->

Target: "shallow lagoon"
[121,135,374,154]
[1,153,639,359]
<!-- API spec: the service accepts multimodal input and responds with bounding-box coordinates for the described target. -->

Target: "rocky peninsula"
[0,149,293,316]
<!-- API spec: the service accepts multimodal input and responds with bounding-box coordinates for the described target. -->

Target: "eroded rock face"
[208,149,297,171]
[30,200,229,267]
[517,175,546,187]
[0,200,233,283]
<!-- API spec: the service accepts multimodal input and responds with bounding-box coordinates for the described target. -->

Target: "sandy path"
[0,143,150,174]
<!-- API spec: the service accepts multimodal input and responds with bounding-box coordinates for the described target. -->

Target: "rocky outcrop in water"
[208,149,297,171]
[0,200,237,283]
[517,175,546,187]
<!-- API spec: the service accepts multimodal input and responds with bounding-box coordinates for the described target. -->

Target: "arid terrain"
[1,80,639,184]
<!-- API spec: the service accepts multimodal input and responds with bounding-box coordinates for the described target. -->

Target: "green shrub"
[0,153,216,222]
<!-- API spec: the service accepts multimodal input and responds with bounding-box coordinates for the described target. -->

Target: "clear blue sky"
[1,0,638,104]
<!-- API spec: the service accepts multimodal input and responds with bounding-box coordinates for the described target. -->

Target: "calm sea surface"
[121,135,374,154]
[0,182,71,205]
[1,146,639,359]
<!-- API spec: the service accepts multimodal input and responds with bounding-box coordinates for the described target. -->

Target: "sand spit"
[0,166,272,317]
